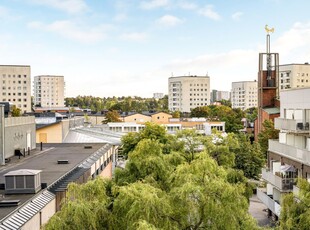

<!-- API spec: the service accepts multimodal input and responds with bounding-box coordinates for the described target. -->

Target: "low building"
[0,105,36,164]
[0,143,118,229]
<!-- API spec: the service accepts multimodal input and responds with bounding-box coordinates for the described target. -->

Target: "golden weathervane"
[265,24,274,34]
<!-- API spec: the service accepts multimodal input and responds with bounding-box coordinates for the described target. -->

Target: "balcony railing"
[261,168,295,191]
[293,185,300,197]
[269,140,310,165]
[257,188,281,216]
[275,118,309,133]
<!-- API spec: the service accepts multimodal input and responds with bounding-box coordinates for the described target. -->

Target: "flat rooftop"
[0,143,108,220]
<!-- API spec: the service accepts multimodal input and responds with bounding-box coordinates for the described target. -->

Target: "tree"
[172,111,180,118]
[279,178,310,230]
[102,110,121,124]
[258,119,279,157]
[11,106,21,117]
[233,134,264,180]
[190,106,211,118]
[44,127,262,230]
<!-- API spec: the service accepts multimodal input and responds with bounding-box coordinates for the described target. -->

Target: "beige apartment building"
[279,63,310,91]
[0,65,31,113]
[34,75,65,107]
[231,81,258,110]
[168,75,210,113]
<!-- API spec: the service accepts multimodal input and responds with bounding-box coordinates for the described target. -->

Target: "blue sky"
[1,0,310,97]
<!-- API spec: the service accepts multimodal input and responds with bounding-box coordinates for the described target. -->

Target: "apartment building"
[168,75,210,113]
[0,65,31,113]
[279,63,310,91]
[34,75,65,107]
[258,87,310,220]
[231,81,258,110]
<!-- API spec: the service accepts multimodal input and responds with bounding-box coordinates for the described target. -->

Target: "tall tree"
[102,110,122,124]
[258,119,279,157]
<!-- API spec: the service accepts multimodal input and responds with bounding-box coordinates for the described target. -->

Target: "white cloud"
[273,22,310,60]
[178,2,198,10]
[29,0,88,14]
[28,20,112,43]
[120,32,148,41]
[140,0,170,9]
[114,13,127,22]
[157,15,183,27]
[232,12,243,21]
[198,5,221,21]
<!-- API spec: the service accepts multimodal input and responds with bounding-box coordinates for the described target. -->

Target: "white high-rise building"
[279,63,310,91]
[33,75,65,107]
[231,81,257,110]
[0,65,31,113]
[168,75,210,113]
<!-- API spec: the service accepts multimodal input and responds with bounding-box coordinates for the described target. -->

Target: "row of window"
[2,87,27,90]
[2,92,27,96]
[2,74,27,78]
[2,80,27,84]
[2,98,27,102]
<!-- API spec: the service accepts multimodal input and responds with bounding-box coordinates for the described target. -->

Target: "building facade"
[0,65,31,113]
[33,75,65,108]
[279,63,310,91]
[168,75,210,113]
[258,87,310,220]
[231,81,258,110]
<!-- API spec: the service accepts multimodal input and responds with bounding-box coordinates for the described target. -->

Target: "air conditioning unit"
[4,169,42,194]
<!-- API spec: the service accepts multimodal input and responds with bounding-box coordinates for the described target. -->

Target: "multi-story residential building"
[258,87,310,220]
[168,75,210,112]
[231,81,258,110]
[279,63,310,90]
[153,93,164,99]
[0,65,31,113]
[33,75,65,107]
[211,90,230,103]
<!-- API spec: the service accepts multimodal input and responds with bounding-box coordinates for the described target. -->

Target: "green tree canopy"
[258,119,279,157]
[102,110,122,124]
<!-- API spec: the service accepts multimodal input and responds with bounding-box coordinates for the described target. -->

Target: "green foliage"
[44,178,111,230]
[279,178,310,230]
[121,122,177,156]
[102,110,122,124]
[258,119,279,157]
[11,106,21,117]
[45,126,264,230]
[233,134,264,179]
[171,110,180,118]
[190,106,211,117]
[245,107,258,123]
[65,95,168,113]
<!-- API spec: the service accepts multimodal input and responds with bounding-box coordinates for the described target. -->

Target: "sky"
[1,0,310,98]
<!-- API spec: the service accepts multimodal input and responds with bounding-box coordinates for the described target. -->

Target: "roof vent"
[0,200,20,207]
[4,169,42,194]
[57,160,69,164]
[84,145,92,149]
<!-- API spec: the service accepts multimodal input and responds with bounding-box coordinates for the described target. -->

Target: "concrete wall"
[88,115,106,125]
[123,114,151,123]
[4,116,36,158]
[36,123,63,143]
[151,112,172,124]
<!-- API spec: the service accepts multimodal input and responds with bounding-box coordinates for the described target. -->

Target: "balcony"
[257,188,281,216]
[275,118,309,133]
[269,140,310,165]
[293,185,300,196]
[261,168,295,191]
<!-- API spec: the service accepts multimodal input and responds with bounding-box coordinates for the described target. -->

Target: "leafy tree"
[102,110,122,124]
[172,110,180,118]
[258,119,279,157]
[190,106,211,118]
[219,99,232,107]
[245,107,258,123]
[176,129,202,163]
[11,106,21,117]
[279,178,310,230]
[233,134,264,179]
